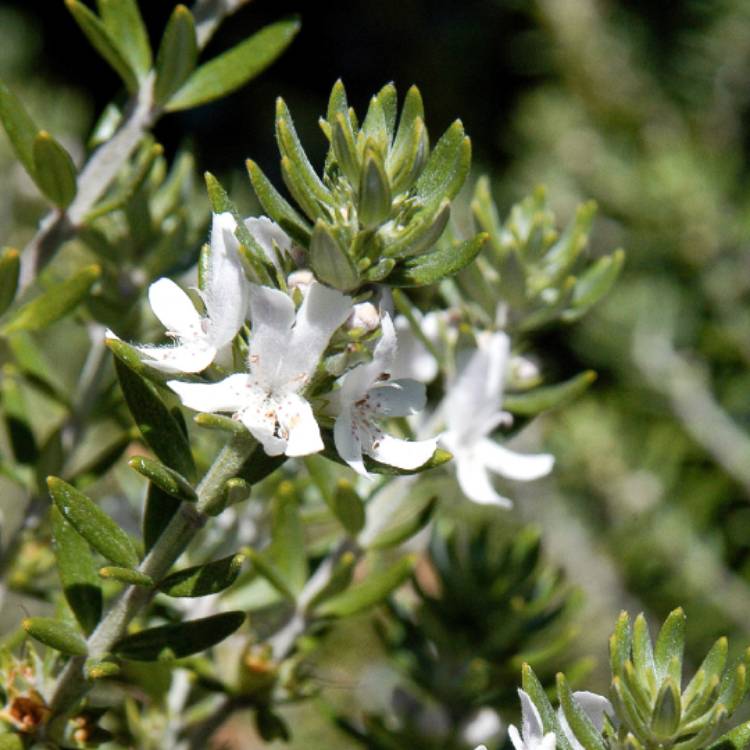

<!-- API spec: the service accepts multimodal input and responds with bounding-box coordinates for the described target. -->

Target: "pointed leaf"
[315,556,415,618]
[388,85,425,177]
[51,507,102,635]
[383,199,451,259]
[327,479,365,535]
[685,638,727,708]
[97,0,152,78]
[415,119,471,205]
[158,554,245,597]
[23,617,88,656]
[154,5,198,106]
[564,249,625,320]
[115,358,196,480]
[0,247,19,317]
[332,112,360,187]
[706,721,750,750]
[557,673,607,750]
[632,612,656,682]
[128,455,197,503]
[610,611,633,677]
[522,663,564,740]
[113,611,245,661]
[0,79,38,177]
[32,131,77,208]
[504,371,597,416]
[654,608,685,683]
[358,148,391,228]
[651,678,682,737]
[65,0,138,93]
[142,483,181,554]
[166,18,300,111]
[309,220,359,291]
[0,264,100,335]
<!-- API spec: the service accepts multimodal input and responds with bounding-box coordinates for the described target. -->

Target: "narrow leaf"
[557,673,607,750]
[706,720,750,750]
[309,220,359,291]
[654,608,685,683]
[97,0,152,79]
[113,611,245,661]
[166,18,300,111]
[415,119,471,205]
[154,5,198,106]
[0,247,20,316]
[32,131,77,208]
[504,371,597,416]
[143,483,181,553]
[158,554,245,597]
[48,476,139,569]
[23,617,88,656]
[128,455,197,503]
[1,265,100,335]
[358,149,392,228]
[268,482,307,596]
[522,663,562,738]
[0,79,38,177]
[327,479,365,535]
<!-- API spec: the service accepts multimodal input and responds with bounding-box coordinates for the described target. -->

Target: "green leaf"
[0,79,39,177]
[332,112,360,187]
[97,0,152,79]
[610,611,633,677]
[315,556,415,618]
[128,455,197,503]
[245,159,311,245]
[143,483,181,554]
[113,611,245,661]
[383,199,451,259]
[115,358,196,481]
[388,232,487,287]
[305,552,357,612]
[0,247,19,317]
[51,507,102,635]
[0,264,100,335]
[154,5,198,106]
[522,663,564,740]
[0,734,24,750]
[244,547,295,600]
[166,18,300,111]
[99,566,154,586]
[23,616,88,656]
[268,482,307,596]
[309,220,359,291]
[105,336,169,383]
[32,131,77,208]
[361,494,437,551]
[415,119,471,205]
[706,721,750,750]
[632,612,656,683]
[48,476,139,569]
[388,85,425,177]
[557,673,607,750]
[158,554,245,598]
[358,148,392,228]
[564,249,625,320]
[654,608,686,683]
[65,0,139,93]
[471,175,505,258]
[327,479,365,535]
[650,678,682,738]
[504,371,597,416]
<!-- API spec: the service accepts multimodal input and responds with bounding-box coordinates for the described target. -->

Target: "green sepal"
[0,78,39,177]
[113,611,245,661]
[388,232,487,287]
[48,476,140,568]
[154,5,198,106]
[504,371,597,416]
[31,131,78,208]
[309,220,359,291]
[166,18,300,111]
[706,721,750,750]
[314,556,416,618]
[557,672,607,750]
[654,608,685,684]
[97,0,152,79]
[115,357,196,481]
[0,248,20,317]
[0,264,100,335]
[158,554,245,598]
[51,507,102,635]
[650,678,682,738]
[128,455,197,503]
[415,119,471,205]
[65,0,139,93]
[23,616,88,656]
[143,483,181,554]
[326,479,365,535]
[358,148,392,228]
[564,249,626,321]
[245,159,311,245]
[99,566,154,586]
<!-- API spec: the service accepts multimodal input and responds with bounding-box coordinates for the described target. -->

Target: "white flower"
[509,690,556,750]
[107,212,249,374]
[331,314,438,477]
[389,311,443,383]
[461,706,504,748]
[438,331,554,507]
[557,691,613,750]
[168,281,352,457]
[243,215,293,271]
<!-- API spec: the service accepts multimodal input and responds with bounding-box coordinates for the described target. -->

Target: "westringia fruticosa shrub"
[0,2,744,750]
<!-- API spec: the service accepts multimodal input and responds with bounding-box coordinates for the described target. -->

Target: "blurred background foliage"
[2,0,750,747]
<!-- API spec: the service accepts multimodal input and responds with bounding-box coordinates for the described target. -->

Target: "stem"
[44,433,257,724]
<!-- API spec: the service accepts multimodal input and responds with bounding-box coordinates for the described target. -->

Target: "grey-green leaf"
[557,673,607,750]
[0,264,100,335]
[158,554,245,598]
[48,476,139,569]
[154,5,198,106]
[415,119,471,205]
[23,616,88,656]
[504,371,597,416]
[309,220,359,291]
[166,18,300,111]
[32,131,77,208]
[128,455,197,503]
[97,0,152,79]
[654,608,686,683]
[113,611,245,661]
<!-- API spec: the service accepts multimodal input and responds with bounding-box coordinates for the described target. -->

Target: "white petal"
[333,410,368,477]
[280,282,352,386]
[246,283,296,386]
[519,689,545,744]
[454,450,513,507]
[167,373,252,414]
[236,395,286,456]
[244,216,292,270]
[571,691,613,732]
[369,379,426,417]
[276,392,324,457]
[204,212,250,348]
[508,725,525,750]
[390,312,441,383]
[556,707,584,750]
[477,439,554,481]
[540,732,557,750]
[133,342,216,374]
[366,433,437,471]
[148,278,204,340]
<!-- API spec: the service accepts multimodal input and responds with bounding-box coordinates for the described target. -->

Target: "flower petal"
[133,341,216,374]
[244,216,292,270]
[334,410,368,477]
[366,433,437,471]
[390,313,440,383]
[453,449,513,507]
[477,439,554,481]
[246,283,296,386]
[167,373,251,414]
[571,691,613,732]
[276,392,324,457]
[519,689,546,744]
[280,282,352,386]
[204,212,250,348]
[369,379,426,417]
[148,278,204,339]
